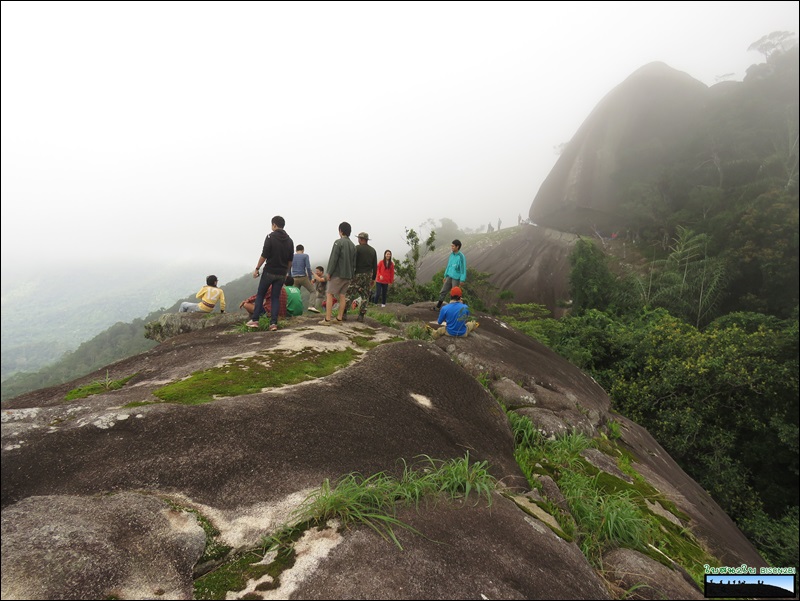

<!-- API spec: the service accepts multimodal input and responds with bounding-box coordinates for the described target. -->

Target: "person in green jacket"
[321,222,356,325]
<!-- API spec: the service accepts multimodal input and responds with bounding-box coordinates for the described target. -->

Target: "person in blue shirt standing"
[429,287,478,339]
[434,239,467,310]
[290,244,317,312]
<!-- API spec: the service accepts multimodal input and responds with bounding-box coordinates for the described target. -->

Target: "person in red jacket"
[373,249,395,307]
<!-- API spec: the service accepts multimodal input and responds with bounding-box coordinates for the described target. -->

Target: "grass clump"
[65,371,135,401]
[606,418,622,440]
[351,335,380,349]
[267,453,496,552]
[289,472,416,548]
[154,348,357,404]
[559,471,653,562]
[194,550,272,600]
[508,410,544,448]
[507,410,718,582]
[421,453,495,504]
[200,456,496,598]
[367,310,398,328]
[476,371,492,388]
[122,400,162,408]
[404,322,430,340]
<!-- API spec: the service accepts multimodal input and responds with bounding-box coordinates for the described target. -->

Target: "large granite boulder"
[1,307,764,599]
[416,224,576,316]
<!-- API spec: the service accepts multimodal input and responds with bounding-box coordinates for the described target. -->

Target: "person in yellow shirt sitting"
[180,275,226,313]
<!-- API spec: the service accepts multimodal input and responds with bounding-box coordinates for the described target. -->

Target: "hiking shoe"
[246,320,259,328]
[308,307,320,313]
[269,324,278,331]
[320,318,331,326]
[357,313,365,323]
[381,304,386,308]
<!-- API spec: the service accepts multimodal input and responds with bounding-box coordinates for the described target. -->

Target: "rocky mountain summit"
[530,61,709,234]
[1,305,764,599]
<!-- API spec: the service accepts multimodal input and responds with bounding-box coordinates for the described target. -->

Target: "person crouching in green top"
[283,276,305,316]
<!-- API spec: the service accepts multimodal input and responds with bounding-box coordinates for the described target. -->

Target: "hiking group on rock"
[187,215,477,338]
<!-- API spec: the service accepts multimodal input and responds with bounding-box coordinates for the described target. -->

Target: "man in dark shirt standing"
[247,215,294,331]
[347,232,377,322]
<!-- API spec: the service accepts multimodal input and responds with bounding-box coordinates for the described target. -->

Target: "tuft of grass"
[606,418,622,440]
[559,471,653,564]
[404,322,430,340]
[508,411,543,449]
[121,400,162,408]
[65,372,135,401]
[194,550,272,600]
[351,335,379,349]
[476,371,492,388]
[548,431,592,468]
[416,453,496,505]
[367,310,398,328]
[154,348,357,404]
[506,408,716,583]
[291,472,415,548]
[267,454,496,552]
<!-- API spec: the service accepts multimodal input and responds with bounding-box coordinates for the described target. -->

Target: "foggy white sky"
[2,1,798,284]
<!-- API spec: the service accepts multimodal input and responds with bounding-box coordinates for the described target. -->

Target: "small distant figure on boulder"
[428,286,478,339]
[180,275,226,314]
[497,218,501,231]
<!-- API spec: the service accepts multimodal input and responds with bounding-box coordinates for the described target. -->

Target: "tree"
[748,31,798,60]
[393,227,436,303]
[435,218,463,246]
[568,238,618,314]
[646,226,728,327]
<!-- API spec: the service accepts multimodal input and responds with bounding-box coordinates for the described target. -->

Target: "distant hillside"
[0,271,263,401]
[1,263,204,380]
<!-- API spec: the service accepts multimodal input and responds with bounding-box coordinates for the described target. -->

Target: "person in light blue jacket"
[434,239,467,310]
